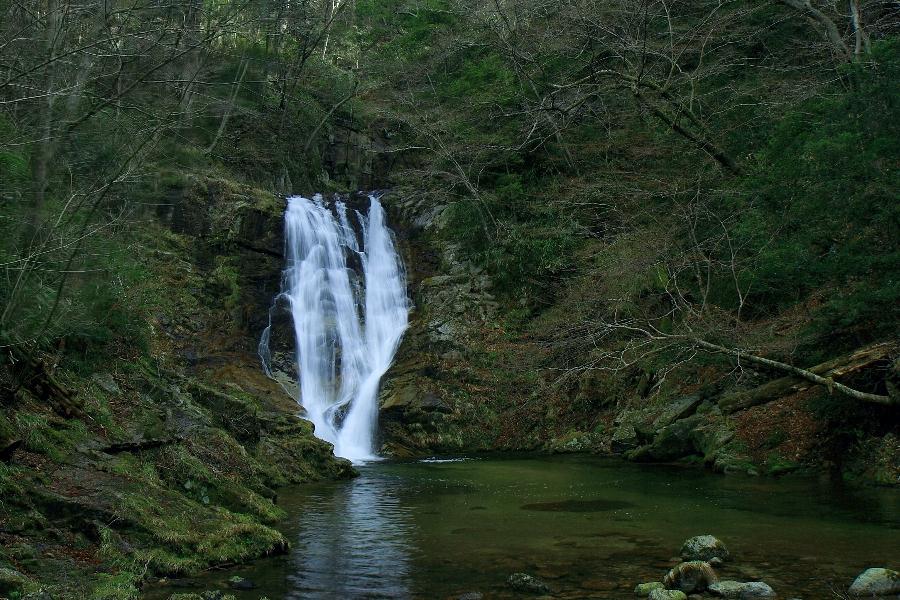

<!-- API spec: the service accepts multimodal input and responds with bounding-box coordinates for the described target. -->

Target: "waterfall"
[260,193,408,463]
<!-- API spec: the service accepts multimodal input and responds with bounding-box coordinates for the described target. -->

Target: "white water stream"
[260,194,408,462]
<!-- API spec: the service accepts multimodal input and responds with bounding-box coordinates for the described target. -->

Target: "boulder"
[612,424,640,453]
[635,581,666,596]
[739,582,776,600]
[680,535,730,563]
[709,580,776,599]
[649,590,688,600]
[630,416,703,462]
[848,568,900,596]
[664,561,717,593]
[550,430,601,453]
[691,417,735,463]
[507,572,550,594]
[652,395,703,428]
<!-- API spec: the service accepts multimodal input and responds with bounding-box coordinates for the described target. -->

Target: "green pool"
[149,455,899,599]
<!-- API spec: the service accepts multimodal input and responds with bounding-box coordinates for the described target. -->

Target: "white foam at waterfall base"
[260,194,408,463]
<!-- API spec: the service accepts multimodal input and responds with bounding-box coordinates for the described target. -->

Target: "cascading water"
[260,193,409,463]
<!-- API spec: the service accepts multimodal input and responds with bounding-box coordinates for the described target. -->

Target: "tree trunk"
[29,0,63,240]
[777,0,851,60]
[635,93,743,175]
[706,340,897,411]
[207,59,248,154]
[849,0,870,57]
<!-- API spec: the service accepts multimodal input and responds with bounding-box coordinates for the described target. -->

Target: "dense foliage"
[0,0,364,359]
[352,0,899,366]
[3,0,896,369]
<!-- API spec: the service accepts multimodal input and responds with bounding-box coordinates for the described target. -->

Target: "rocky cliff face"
[374,192,900,485]
[376,193,521,455]
[146,179,899,483]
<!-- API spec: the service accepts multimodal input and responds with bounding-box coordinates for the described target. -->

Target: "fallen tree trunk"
[8,348,84,417]
[704,340,897,412]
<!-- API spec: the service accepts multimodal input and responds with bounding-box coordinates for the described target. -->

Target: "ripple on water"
[521,498,635,512]
[287,476,415,599]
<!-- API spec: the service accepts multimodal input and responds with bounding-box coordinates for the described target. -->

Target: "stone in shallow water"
[507,573,551,594]
[520,498,634,512]
[709,580,776,599]
[457,593,483,600]
[228,575,256,590]
[848,568,900,596]
[664,561,718,593]
[680,535,730,563]
[649,589,687,600]
[634,581,665,596]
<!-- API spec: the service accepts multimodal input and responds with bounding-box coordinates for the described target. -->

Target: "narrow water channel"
[155,455,899,599]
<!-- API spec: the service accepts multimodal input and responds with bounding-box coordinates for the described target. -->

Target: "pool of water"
[151,455,899,599]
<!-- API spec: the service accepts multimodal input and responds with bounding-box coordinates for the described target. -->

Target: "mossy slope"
[0,178,353,600]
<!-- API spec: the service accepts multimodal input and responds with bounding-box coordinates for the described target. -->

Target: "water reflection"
[142,456,900,600]
[286,471,414,599]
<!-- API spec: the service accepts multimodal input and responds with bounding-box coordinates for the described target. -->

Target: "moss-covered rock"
[680,535,730,563]
[648,589,687,600]
[0,567,29,596]
[635,581,665,596]
[848,568,900,596]
[708,580,776,599]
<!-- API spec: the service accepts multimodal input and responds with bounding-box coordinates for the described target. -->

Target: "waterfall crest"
[260,193,409,463]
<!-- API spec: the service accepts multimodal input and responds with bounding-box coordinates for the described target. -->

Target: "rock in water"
[228,575,257,590]
[649,590,688,600]
[848,568,900,596]
[738,582,777,600]
[664,561,718,593]
[507,573,550,594]
[635,581,666,596]
[709,580,776,599]
[680,535,730,563]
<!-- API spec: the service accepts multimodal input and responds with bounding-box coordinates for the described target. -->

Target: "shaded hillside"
[366,0,899,480]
